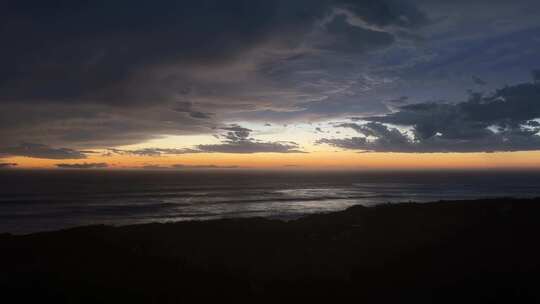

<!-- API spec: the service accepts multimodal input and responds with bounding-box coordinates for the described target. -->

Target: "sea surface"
[1,170,539,234]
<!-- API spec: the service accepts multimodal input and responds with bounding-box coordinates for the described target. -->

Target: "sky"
[1,0,540,170]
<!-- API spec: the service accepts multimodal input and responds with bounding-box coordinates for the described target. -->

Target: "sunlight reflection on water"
[1,170,540,233]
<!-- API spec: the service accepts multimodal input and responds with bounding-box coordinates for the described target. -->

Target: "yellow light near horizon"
[4,150,540,170]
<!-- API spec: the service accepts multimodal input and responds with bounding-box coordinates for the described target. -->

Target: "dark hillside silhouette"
[1,198,538,303]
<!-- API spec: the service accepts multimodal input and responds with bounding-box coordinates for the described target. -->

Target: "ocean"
[1,170,539,234]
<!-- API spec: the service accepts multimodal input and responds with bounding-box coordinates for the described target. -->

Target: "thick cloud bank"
[319,77,540,152]
[2,0,540,156]
[0,0,428,148]
[0,143,87,159]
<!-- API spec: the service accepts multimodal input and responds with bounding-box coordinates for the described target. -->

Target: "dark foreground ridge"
[1,198,538,303]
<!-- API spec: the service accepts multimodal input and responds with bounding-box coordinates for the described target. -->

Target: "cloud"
[533,69,540,83]
[0,103,214,148]
[339,0,430,29]
[0,163,17,168]
[103,124,305,155]
[319,77,540,152]
[386,96,409,104]
[138,164,240,170]
[472,76,487,85]
[197,141,305,154]
[220,125,253,141]
[0,0,430,148]
[197,124,306,153]
[4,0,537,155]
[172,164,240,169]
[107,148,200,157]
[56,163,108,169]
[140,165,169,170]
[319,14,395,53]
[0,143,87,159]
[173,101,214,119]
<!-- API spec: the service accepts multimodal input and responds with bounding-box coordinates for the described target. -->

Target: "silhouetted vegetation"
[1,198,538,303]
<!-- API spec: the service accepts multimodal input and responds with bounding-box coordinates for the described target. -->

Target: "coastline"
[1,197,538,303]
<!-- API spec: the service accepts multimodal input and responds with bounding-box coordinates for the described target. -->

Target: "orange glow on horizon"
[4,150,540,170]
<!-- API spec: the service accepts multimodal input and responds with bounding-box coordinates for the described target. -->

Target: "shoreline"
[1,196,535,236]
[1,197,538,303]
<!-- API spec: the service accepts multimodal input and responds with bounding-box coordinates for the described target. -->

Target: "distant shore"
[1,197,538,303]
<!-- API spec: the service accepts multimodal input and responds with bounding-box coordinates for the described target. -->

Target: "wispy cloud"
[138,164,240,170]
[56,163,108,169]
[0,163,17,168]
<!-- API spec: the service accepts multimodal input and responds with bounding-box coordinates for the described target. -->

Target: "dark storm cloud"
[56,163,108,169]
[319,77,540,152]
[0,0,429,148]
[1,1,280,103]
[0,143,87,159]
[1,0,426,104]
[239,0,540,131]
[0,102,214,148]
[370,80,540,136]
